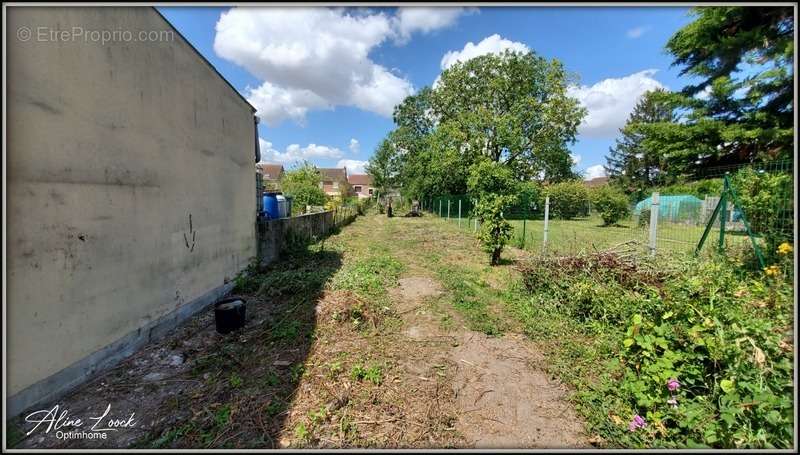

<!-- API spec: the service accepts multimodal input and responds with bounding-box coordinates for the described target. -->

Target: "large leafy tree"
[431,50,586,182]
[606,88,676,198]
[640,6,794,173]
[381,49,586,202]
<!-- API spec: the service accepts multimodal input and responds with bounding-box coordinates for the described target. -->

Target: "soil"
[391,274,589,449]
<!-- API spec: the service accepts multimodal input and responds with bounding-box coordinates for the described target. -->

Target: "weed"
[327,361,344,377]
[265,400,286,417]
[268,320,303,343]
[294,422,310,442]
[229,373,243,388]
[263,371,280,387]
[290,363,305,383]
[350,363,384,385]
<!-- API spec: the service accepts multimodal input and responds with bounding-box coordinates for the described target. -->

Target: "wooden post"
[458,199,462,228]
[447,199,451,221]
[543,195,550,252]
[649,192,660,257]
[439,200,442,217]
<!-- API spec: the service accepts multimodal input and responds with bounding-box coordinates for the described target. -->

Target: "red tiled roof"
[348,174,373,185]
[584,176,609,187]
[318,167,347,182]
[256,163,284,179]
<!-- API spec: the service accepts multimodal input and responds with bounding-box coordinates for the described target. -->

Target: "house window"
[368,188,373,195]
[333,181,339,189]
[354,185,362,193]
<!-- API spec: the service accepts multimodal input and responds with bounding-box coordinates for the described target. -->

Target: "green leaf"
[720,379,735,394]
[633,314,643,325]
[623,338,635,347]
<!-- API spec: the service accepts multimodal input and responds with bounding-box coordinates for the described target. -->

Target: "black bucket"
[214,297,246,334]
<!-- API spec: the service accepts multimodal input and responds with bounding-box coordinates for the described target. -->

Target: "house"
[256,163,284,190]
[7,6,258,416]
[584,176,609,188]
[348,174,375,199]
[318,167,351,197]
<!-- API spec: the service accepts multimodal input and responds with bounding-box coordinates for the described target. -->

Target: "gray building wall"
[6,7,257,415]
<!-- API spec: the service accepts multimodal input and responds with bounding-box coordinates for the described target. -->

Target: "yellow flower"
[777,242,793,255]
[763,265,780,276]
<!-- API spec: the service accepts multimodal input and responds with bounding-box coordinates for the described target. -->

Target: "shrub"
[467,161,519,265]
[591,185,632,226]
[281,161,327,215]
[546,180,590,220]
[514,253,794,448]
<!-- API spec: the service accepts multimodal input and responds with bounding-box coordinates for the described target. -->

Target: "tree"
[468,161,519,265]
[606,88,676,199]
[280,161,326,214]
[636,6,794,174]
[431,50,586,183]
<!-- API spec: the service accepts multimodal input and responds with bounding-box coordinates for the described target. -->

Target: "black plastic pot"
[214,297,246,334]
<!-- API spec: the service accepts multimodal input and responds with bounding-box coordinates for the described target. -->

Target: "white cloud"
[215,7,469,126]
[337,159,369,174]
[568,69,666,138]
[393,7,473,44]
[440,34,529,70]
[626,25,651,39]
[259,138,343,165]
[584,165,607,180]
[349,139,360,154]
[695,85,713,101]
[571,153,582,166]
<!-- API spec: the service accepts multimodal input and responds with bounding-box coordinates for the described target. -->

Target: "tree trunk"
[490,247,502,266]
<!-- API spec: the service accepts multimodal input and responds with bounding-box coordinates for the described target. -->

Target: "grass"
[436,212,755,257]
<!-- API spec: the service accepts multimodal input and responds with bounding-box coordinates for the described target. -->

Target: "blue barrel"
[262,192,279,219]
[285,195,293,217]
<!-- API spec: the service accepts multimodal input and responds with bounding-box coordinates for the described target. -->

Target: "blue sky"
[158,6,696,178]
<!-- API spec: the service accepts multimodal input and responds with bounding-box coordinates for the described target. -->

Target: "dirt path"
[390,272,587,448]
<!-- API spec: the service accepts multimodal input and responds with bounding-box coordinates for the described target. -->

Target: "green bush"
[281,161,327,215]
[546,180,590,220]
[514,252,794,448]
[591,186,632,226]
[467,161,519,265]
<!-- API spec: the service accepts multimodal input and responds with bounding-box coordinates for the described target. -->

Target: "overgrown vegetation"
[511,245,794,448]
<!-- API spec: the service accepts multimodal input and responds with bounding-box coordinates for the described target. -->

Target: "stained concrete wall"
[6,7,257,415]
[256,210,357,266]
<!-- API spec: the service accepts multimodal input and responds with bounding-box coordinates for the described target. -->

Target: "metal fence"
[423,160,794,260]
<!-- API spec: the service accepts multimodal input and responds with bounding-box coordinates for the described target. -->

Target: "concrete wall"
[6,7,257,415]
[257,210,357,266]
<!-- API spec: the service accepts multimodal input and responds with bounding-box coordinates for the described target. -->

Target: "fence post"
[649,192,660,257]
[447,199,451,221]
[719,178,728,252]
[458,199,462,228]
[439,200,442,218]
[543,195,550,252]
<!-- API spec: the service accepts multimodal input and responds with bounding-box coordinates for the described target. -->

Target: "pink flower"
[667,378,680,392]
[628,414,646,432]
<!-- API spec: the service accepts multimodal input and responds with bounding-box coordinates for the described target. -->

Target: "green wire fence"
[423,159,794,261]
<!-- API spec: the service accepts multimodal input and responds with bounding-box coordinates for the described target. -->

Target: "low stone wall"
[257,210,357,266]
